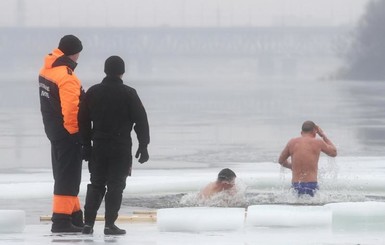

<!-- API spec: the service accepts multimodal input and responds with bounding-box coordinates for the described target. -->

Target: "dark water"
[3,190,385,224]
[122,192,385,210]
[1,77,385,169]
[134,77,385,162]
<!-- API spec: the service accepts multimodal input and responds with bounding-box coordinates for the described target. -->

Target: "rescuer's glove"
[135,144,149,164]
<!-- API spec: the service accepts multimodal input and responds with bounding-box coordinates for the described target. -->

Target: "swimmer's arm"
[316,126,337,157]
[319,135,337,157]
[279,159,292,169]
[278,143,292,169]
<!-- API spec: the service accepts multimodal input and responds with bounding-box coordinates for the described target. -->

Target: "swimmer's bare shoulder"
[199,182,215,199]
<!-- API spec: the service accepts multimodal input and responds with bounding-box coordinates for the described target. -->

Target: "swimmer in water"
[199,168,237,199]
[278,121,337,197]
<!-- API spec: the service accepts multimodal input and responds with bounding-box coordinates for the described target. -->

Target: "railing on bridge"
[0,27,351,78]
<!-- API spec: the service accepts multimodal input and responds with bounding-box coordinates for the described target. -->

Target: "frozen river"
[1,76,385,244]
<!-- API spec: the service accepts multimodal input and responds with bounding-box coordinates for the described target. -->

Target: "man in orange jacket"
[39,35,85,233]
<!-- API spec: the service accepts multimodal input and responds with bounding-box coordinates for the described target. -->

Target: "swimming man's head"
[217,168,236,182]
[301,120,316,133]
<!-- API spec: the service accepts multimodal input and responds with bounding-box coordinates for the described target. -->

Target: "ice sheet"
[1,222,385,245]
[326,201,385,230]
[157,207,245,232]
[0,159,385,244]
[0,210,25,233]
[246,205,332,227]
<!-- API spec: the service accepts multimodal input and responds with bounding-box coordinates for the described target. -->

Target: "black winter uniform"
[78,75,150,226]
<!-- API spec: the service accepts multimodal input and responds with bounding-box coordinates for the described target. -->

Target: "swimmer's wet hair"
[217,168,236,182]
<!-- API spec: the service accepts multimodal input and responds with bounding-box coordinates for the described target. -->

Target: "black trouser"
[51,136,83,228]
[51,136,82,196]
[84,139,131,226]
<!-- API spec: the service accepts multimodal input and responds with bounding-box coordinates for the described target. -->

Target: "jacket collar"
[101,76,124,85]
[52,55,78,71]
[46,48,78,71]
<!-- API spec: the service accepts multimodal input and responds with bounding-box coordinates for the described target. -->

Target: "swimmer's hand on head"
[316,125,326,138]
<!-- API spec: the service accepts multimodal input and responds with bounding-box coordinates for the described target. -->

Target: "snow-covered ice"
[0,210,25,233]
[157,207,245,232]
[246,205,332,227]
[1,158,385,244]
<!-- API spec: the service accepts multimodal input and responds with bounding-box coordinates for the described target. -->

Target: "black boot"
[104,182,125,234]
[84,184,106,227]
[104,224,126,235]
[71,210,84,227]
[51,213,83,233]
[82,224,94,234]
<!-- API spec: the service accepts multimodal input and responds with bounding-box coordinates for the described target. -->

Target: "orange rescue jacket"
[39,48,84,141]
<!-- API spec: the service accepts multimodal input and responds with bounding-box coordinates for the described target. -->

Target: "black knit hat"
[58,35,83,56]
[104,56,125,76]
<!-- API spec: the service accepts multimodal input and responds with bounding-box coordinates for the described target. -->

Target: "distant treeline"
[339,0,385,81]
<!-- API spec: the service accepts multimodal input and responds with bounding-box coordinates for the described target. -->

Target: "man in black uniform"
[78,56,150,235]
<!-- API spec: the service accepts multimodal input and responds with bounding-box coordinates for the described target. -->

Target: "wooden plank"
[133,210,157,215]
[40,213,157,223]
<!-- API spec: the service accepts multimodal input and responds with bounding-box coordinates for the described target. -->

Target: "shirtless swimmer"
[278,120,337,196]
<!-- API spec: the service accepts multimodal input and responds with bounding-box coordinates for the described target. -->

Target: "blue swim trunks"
[292,182,319,197]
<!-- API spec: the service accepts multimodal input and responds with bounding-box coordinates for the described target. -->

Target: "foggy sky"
[0,0,369,27]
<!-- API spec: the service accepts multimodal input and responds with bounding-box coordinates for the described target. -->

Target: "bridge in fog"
[0,27,350,77]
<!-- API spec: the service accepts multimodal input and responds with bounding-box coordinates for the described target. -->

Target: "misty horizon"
[0,0,369,28]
